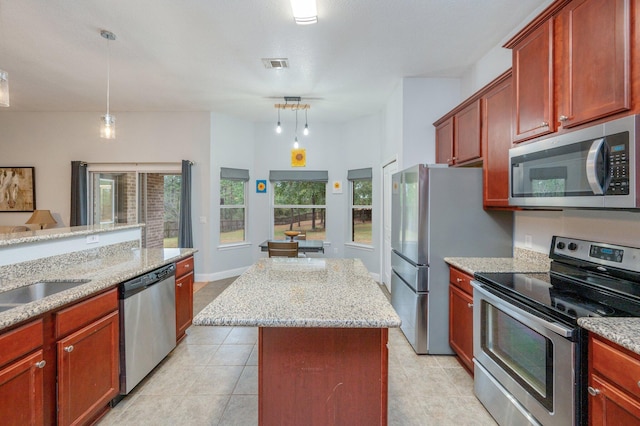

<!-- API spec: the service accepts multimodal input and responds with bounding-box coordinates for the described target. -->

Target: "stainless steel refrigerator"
[391,165,513,354]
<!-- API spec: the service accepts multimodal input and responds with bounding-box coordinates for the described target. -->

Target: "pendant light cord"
[106,37,111,115]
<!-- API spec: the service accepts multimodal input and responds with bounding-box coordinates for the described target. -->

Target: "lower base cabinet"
[176,256,195,343]
[588,334,640,424]
[0,320,45,426]
[448,267,474,375]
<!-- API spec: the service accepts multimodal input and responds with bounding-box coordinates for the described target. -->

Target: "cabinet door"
[176,272,194,342]
[589,374,640,425]
[483,75,513,208]
[435,117,454,165]
[513,19,554,142]
[0,350,45,426]
[57,310,119,426]
[556,0,630,129]
[454,100,482,164]
[448,284,474,374]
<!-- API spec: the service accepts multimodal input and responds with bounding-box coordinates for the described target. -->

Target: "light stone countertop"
[444,257,550,276]
[0,223,144,247]
[578,318,640,355]
[194,258,401,328]
[0,246,197,332]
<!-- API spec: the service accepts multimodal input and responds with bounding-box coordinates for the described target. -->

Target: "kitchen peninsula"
[194,258,401,426]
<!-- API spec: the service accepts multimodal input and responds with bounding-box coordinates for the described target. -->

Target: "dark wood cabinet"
[454,100,482,164]
[588,333,640,424]
[435,117,454,165]
[482,72,513,208]
[176,256,194,343]
[448,267,474,375]
[507,0,634,142]
[511,18,555,142]
[555,0,631,129]
[55,289,119,426]
[0,320,45,426]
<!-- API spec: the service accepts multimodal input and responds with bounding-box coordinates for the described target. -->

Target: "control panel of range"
[551,236,640,273]
[605,131,629,195]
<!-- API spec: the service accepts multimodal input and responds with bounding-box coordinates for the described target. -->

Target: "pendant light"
[100,30,116,140]
[0,69,8,107]
[276,107,282,134]
[303,109,309,136]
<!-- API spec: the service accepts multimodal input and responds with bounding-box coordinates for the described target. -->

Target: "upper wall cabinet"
[511,19,555,142]
[434,100,482,167]
[506,0,633,143]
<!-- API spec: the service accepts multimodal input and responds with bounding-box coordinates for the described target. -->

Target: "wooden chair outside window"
[268,241,299,258]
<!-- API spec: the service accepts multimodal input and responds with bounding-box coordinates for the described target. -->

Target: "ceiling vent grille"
[262,58,289,69]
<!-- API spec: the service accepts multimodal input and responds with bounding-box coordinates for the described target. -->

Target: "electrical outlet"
[86,235,100,244]
[524,234,533,248]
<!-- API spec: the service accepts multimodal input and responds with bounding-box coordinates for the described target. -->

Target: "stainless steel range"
[472,236,640,426]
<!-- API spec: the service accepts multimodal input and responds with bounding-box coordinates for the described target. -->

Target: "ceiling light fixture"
[0,69,9,107]
[274,97,310,139]
[99,30,116,140]
[290,0,318,25]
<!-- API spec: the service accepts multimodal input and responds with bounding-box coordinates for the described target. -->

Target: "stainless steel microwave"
[509,114,639,209]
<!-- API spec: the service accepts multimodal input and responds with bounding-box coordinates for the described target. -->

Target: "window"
[220,168,249,244]
[270,170,328,241]
[348,168,372,245]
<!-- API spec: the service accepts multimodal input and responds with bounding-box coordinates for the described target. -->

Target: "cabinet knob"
[467,303,474,308]
[35,360,46,369]
[64,345,74,353]
[177,282,182,287]
[587,386,601,396]
[456,278,462,283]
[559,115,569,122]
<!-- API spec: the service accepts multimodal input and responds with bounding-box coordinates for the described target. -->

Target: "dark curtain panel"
[70,161,88,226]
[178,160,193,248]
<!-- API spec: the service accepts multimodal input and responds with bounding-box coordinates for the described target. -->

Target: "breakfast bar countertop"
[194,257,401,328]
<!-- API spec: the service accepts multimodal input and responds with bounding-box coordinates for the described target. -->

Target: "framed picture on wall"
[0,167,36,212]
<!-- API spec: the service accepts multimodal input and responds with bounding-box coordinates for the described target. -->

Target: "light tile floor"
[99,280,497,426]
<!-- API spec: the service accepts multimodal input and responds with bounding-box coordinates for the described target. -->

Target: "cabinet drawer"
[56,288,118,339]
[176,256,194,278]
[0,319,43,368]
[592,335,640,398]
[449,267,473,295]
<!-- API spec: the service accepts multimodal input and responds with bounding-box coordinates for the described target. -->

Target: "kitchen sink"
[0,279,91,307]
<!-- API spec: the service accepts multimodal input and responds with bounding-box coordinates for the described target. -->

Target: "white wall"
[0,111,211,274]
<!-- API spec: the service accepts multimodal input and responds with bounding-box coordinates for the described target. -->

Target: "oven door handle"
[472,281,574,338]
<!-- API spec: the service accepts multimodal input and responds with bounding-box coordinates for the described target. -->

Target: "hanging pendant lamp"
[99,30,116,139]
[0,69,9,107]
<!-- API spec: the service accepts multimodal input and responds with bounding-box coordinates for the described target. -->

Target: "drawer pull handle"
[638,381,640,389]
[35,360,46,369]
[456,278,462,283]
[587,386,601,396]
[177,282,182,287]
[184,264,190,268]
[467,303,473,308]
[64,345,74,353]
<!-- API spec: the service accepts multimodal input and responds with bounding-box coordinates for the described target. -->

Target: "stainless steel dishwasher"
[116,263,177,398]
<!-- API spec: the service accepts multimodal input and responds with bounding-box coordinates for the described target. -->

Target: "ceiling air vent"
[262,58,289,69]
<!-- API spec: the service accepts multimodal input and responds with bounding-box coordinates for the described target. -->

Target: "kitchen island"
[194,257,401,426]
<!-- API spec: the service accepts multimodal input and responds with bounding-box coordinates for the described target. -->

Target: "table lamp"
[26,209,57,230]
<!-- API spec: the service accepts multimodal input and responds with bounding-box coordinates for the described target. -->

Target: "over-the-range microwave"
[509,114,639,209]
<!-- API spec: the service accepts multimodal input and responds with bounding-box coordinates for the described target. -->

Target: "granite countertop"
[0,246,197,331]
[444,257,550,275]
[194,258,401,328]
[578,318,640,355]
[0,223,144,247]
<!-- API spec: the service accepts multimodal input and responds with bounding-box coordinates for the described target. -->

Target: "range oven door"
[471,281,576,426]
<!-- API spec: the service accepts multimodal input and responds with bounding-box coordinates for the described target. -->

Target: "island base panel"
[258,327,388,426]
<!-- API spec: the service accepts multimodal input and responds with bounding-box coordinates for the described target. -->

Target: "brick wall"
[143,174,165,248]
